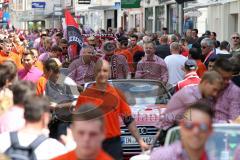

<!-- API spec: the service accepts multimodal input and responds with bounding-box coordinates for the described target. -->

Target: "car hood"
[120,104,166,126]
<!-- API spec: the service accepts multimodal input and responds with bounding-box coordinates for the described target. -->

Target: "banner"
[65,9,83,60]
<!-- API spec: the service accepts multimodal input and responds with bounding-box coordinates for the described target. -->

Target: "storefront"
[142,0,178,33]
[28,20,45,30]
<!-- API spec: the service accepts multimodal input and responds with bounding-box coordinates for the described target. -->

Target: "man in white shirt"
[0,96,67,160]
[164,42,187,86]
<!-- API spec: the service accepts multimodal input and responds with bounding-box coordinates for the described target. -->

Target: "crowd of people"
[0,26,240,160]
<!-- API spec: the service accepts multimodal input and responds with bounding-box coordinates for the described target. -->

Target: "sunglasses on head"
[232,37,240,40]
[180,120,211,132]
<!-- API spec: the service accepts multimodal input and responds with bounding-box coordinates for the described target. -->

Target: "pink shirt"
[214,81,240,122]
[18,66,43,83]
[150,141,209,160]
[135,55,168,83]
[0,105,25,133]
[158,85,203,130]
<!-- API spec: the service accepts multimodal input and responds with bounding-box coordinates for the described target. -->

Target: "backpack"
[4,131,47,160]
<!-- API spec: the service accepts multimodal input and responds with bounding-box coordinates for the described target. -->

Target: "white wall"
[207,0,240,41]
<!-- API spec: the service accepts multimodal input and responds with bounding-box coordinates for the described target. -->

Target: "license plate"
[121,136,154,145]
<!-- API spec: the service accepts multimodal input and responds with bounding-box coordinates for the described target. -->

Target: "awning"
[121,0,141,8]
[184,0,238,11]
[88,5,115,10]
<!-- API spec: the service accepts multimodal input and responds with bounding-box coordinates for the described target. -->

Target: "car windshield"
[166,125,240,160]
[206,125,240,160]
[110,81,170,107]
[85,80,171,108]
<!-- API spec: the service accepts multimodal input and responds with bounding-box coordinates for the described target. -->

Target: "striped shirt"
[214,81,240,122]
[150,141,209,160]
[135,55,168,84]
[103,54,129,79]
[68,56,95,85]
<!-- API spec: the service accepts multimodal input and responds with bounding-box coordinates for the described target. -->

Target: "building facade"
[9,0,73,30]
[141,0,185,34]
[207,0,240,41]
[75,0,121,31]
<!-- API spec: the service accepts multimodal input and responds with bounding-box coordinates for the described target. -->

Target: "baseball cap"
[185,59,197,70]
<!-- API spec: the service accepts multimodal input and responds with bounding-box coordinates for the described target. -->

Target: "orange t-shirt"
[0,51,23,70]
[12,44,25,56]
[129,45,143,56]
[52,150,113,160]
[76,83,132,139]
[36,76,47,95]
[115,48,134,72]
[196,60,207,78]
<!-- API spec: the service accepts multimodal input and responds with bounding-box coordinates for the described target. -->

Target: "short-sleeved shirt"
[18,66,43,83]
[214,81,240,122]
[76,83,132,138]
[150,141,209,160]
[52,149,113,160]
[135,55,168,84]
[164,54,187,85]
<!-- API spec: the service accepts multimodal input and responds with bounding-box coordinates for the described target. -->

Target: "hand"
[139,139,150,151]
[60,128,76,150]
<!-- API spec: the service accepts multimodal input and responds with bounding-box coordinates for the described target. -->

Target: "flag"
[65,9,83,60]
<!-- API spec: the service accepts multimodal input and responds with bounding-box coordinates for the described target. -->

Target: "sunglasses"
[201,46,207,49]
[180,120,211,132]
[232,37,240,40]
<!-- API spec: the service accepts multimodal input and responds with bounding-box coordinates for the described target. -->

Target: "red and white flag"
[65,9,83,60]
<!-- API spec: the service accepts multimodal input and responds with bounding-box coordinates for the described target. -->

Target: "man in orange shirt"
[52,104,113,160]
[76,59,149,159]
[0,39,22,70]
[129,34,143,57]
[115,36,134,73]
